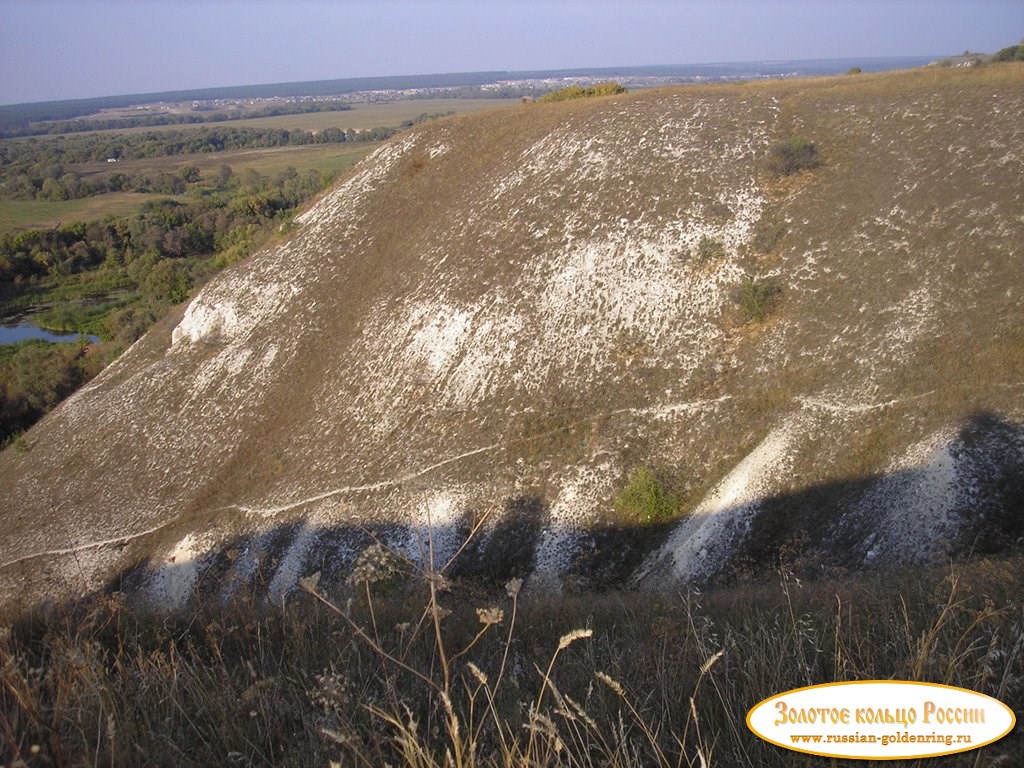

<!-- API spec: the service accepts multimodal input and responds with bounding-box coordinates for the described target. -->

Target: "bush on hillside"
[766,137,821,177]
[695,235,725,262]
[540,82,627,103]
[994,42,1024,62]
[613,466,679,524]
[736,277,782,322]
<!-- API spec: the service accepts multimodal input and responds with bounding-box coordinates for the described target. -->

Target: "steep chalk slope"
[1,66,1022,606]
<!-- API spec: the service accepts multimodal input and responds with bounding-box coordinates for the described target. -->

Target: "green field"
[0,98,521,231]
[206,142,375,178]
[0,144,375,230]
[227,97,517,131]
[0,192,174,230]
[71,141,375,182]
[51,97,519,137]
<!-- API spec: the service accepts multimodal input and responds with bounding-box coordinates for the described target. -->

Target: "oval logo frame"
[746,680,1015,760]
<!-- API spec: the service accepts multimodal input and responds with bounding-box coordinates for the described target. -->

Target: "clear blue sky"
[1,0,1021,105]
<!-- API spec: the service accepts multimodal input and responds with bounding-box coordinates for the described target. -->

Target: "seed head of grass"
[558,628,592,650]
[298,571,321,593]
[595,671,625,697]
[477,606,504,626]
[466,661,488,686]
[348,543,402,586]
[506,577,523,598]
[311,669,354,713]
[700,649,725,674]
[427,570,451,592]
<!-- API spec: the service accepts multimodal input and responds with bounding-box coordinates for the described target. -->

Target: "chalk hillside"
[1,64,1022,607]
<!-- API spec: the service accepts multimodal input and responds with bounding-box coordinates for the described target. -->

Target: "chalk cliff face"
[2,66,1022,607]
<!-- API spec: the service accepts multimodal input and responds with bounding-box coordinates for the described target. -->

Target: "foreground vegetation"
[2,552,1020,767]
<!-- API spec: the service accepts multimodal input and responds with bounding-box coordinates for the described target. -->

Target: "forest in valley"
[0,110,426,446]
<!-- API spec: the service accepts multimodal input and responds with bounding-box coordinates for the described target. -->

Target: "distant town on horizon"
[1,54,944,112]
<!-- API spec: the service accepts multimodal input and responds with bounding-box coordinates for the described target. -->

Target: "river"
[0,320,100,346]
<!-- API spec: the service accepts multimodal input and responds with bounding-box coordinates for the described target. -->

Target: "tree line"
[1,166,328,283]
[0,71,508,131]
[0,124,397,201]
[994,41,1024,61]
[0,101,354,139]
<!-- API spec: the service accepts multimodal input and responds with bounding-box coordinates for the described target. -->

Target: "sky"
[1,0,1022,105]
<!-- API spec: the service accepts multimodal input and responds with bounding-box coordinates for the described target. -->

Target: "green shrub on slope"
[613,466,679,524]
[766,137,821,177]
[737,277,782,323]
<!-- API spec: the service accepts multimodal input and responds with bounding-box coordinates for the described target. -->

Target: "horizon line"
[0,54,946,109]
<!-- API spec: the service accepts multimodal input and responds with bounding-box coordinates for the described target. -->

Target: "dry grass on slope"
[2,553,1022,767]
[702,62,1024,482]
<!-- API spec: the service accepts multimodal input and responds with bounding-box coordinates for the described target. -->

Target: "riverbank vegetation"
[0,158,341,445]
[0,339,110,446]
